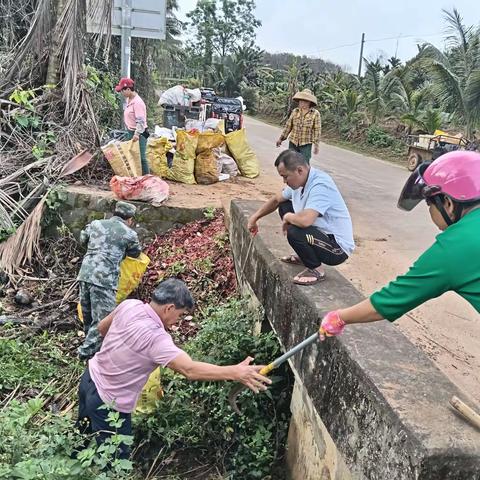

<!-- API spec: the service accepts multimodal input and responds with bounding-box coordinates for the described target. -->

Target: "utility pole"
[121,0,132,78]
[357,32,365,78]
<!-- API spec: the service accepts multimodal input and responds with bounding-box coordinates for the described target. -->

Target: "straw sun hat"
[293,89,318,106]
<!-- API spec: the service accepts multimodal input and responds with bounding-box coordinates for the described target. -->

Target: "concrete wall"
[230,200,480,480]
[56,186,207,241]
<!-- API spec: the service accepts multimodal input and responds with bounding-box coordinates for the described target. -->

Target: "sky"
[177,0,479,72]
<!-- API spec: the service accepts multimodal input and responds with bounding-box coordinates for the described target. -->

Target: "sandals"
[280,254,303,265]
[293,268,326,286]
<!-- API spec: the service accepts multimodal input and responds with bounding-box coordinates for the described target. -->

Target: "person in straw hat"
[276,89,321,163]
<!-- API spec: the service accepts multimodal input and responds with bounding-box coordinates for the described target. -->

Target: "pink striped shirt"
[124,94,147,132]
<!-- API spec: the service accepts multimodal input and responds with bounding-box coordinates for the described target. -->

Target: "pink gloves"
[319,310,346,341]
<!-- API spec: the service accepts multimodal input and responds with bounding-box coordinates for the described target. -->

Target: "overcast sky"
[178,0,479,71]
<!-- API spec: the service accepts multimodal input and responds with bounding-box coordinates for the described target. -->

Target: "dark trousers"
[126,129,149,175]
[77,367,132,460]
[279,201,348,269]
[289,142,312,164]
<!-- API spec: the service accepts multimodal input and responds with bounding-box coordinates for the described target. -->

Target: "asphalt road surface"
[244,115,480,404]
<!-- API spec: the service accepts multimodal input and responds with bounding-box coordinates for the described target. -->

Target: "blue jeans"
[126,130,149,175]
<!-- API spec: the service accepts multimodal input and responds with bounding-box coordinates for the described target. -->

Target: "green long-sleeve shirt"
[371,208,480,321]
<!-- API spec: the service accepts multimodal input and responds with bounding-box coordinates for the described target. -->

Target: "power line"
[304,31,444,57]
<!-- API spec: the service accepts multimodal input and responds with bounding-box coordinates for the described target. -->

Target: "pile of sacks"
[101,121,260,190]
[145,120,260,185]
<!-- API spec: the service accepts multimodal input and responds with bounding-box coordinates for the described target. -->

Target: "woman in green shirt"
[319,150,480,339]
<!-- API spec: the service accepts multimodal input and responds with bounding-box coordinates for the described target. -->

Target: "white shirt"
[282,167,355,255]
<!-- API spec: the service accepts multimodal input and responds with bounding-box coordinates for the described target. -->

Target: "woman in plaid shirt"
[276,89,321,163]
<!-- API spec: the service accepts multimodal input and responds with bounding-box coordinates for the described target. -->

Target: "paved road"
[245,115,480,403]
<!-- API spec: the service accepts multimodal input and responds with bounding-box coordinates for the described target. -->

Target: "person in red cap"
[317,150,480,340]
[115,77,149,174]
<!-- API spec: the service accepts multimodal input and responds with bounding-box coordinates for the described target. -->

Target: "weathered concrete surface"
[230,200,480,480]
[287,381,352,480]
[57,186,206,240]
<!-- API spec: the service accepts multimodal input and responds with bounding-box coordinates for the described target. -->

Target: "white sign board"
[87,0,166,40]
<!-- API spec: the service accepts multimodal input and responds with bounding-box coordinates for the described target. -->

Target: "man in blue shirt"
[248,150,355,285]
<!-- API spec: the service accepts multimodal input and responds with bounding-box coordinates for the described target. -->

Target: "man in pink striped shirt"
[77,278,270,458]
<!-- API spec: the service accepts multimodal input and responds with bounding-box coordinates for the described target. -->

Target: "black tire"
[407,152,421,171]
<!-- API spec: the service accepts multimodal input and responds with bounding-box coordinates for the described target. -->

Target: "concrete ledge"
[57,186,206,240]
[230,200,480,480]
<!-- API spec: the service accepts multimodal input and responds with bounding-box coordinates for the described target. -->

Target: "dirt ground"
[164,168,282,209]
[79,115,479,405]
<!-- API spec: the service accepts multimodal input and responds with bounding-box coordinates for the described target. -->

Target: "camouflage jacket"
[77,216,141,289]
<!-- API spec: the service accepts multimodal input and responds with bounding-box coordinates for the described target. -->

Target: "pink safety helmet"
[398,150,480,212]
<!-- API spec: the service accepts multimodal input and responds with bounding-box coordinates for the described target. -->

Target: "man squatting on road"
[248,149,355,286]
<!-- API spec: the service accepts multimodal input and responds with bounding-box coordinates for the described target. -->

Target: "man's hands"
[233,356,271,393]
[247,216,259,236]
[276,138,283,148]
[313,144,319,155]
[319,310,346,341]
[132,133,140,142]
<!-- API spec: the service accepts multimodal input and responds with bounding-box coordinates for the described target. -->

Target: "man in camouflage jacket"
[77,201,141,360]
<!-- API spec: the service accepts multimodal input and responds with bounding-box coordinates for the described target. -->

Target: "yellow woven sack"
[116,253,151,303]
[196,131,224,153]
[147,137,172,177]
[101,140,142,177]
[195,150,219,184]
[224,129,260,178]
[135,368,164,414]
[167,130,198,184]
[77,253,151,322]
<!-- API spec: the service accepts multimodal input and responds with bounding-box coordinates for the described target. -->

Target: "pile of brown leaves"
[137,212,237,340]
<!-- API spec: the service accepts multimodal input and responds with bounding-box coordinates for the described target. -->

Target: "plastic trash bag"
[195,150,219,184]
[154,126,176,141]
[147,137,172,178]
[77,253,151,321]
[217,151,239,177]
[116,253,151,303]
[224,129,260,178]
[159,85,188,106]
[167,130,198,184]
[135,368,163,414]
[110,175,169,206]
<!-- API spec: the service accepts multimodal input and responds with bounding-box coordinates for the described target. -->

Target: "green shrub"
[366,125,395,148]
[240,85,259,114]
[134,299,292,479]
[0,398,137,479]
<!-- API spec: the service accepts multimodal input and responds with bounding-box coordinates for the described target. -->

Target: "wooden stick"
[450,396,480,430]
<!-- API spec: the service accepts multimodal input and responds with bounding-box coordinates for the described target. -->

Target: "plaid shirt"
[280,108,321,146]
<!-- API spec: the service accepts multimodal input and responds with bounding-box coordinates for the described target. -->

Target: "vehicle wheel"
[407,153,421,171]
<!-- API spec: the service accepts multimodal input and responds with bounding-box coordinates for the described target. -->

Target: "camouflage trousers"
[78,281,116,361]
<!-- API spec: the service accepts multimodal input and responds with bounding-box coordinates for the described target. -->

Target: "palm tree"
[420,8,480,137]
[362,59,402,123]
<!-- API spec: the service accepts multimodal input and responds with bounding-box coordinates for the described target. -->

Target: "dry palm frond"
[86,0,113,56]
[1,0,53,92]
[0,195,46,274]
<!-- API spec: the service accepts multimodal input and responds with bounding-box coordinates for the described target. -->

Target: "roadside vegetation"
[0,214,292,479]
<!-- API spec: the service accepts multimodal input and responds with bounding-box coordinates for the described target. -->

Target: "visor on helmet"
[397,163,441,211]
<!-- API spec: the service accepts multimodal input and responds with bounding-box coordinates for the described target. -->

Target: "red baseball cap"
[115,77,134,92]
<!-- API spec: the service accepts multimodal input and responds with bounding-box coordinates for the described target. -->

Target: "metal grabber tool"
[228,332,319,414]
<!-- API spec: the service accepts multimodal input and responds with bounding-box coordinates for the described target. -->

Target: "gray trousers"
[78,281,116,360]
